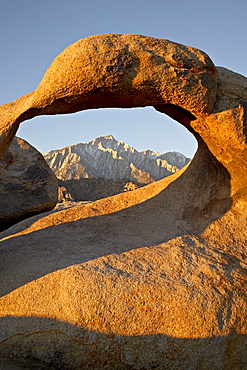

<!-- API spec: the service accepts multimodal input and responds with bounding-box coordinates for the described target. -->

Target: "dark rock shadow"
[58,177,145,202]
[0,316,246,369]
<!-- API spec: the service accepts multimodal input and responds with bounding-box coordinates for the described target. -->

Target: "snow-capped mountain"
[43,135,190,183]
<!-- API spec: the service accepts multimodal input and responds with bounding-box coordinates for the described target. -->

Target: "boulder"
[0,137,58,231]
[0,34,247,369]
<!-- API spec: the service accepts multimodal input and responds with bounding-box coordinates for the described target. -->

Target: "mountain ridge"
[44,135,191,183]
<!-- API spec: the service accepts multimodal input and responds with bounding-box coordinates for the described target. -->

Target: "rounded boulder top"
[32,33,217,116]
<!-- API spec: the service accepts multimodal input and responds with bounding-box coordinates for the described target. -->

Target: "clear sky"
[1,0,246,158]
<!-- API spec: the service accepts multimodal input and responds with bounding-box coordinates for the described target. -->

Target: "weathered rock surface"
[0,143,247,369]
[213,66,247,113]
[0,33,217,161]
[0,34,247,369]
[44,135,189,183]
[0,137,58,231]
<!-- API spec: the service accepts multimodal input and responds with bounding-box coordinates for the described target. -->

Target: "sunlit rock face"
[0,137,58,231]
[0,33,217,161]
[0,34,247,369]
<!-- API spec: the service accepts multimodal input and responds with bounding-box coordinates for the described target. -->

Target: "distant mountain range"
[44,135,190,184]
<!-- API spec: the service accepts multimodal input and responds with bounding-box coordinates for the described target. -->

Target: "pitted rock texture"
[0,34,247,369]
[32,33,216,115]
[213,66,247,113]
[0,137,58,231]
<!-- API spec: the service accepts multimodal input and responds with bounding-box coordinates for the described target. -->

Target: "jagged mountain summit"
[43,135,190,183]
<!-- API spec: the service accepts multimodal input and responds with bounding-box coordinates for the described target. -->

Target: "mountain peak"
[90,134,117,146]
[141,149,161,158]
[44,135,190,183]
[92,134,116,142]
[102,134,115,140]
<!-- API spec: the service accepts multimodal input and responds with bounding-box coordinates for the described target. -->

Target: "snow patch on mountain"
[44,135,191,183]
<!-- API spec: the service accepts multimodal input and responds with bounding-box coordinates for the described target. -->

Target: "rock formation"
[0,33,217,161]
[0,137,58,231]
[44,135,189,183]
[0,34,247,369]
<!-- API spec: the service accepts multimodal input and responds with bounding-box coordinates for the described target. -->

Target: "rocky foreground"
[0,34,247,369]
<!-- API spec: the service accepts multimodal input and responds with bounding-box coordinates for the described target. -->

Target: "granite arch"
[1,34,247,369]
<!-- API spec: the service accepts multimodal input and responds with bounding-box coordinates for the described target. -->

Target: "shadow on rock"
[0,316,246,369]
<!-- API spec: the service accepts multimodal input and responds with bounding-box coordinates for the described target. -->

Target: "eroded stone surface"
[213,66,247,113]
[0,34,247,369]
[0,137,58,231]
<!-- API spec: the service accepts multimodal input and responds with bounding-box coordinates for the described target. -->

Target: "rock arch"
[0,33,246,203]
[1,34,247,369]
[0,33,217,156]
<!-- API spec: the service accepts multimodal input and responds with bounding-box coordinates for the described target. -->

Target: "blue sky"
[1,0,246,158]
